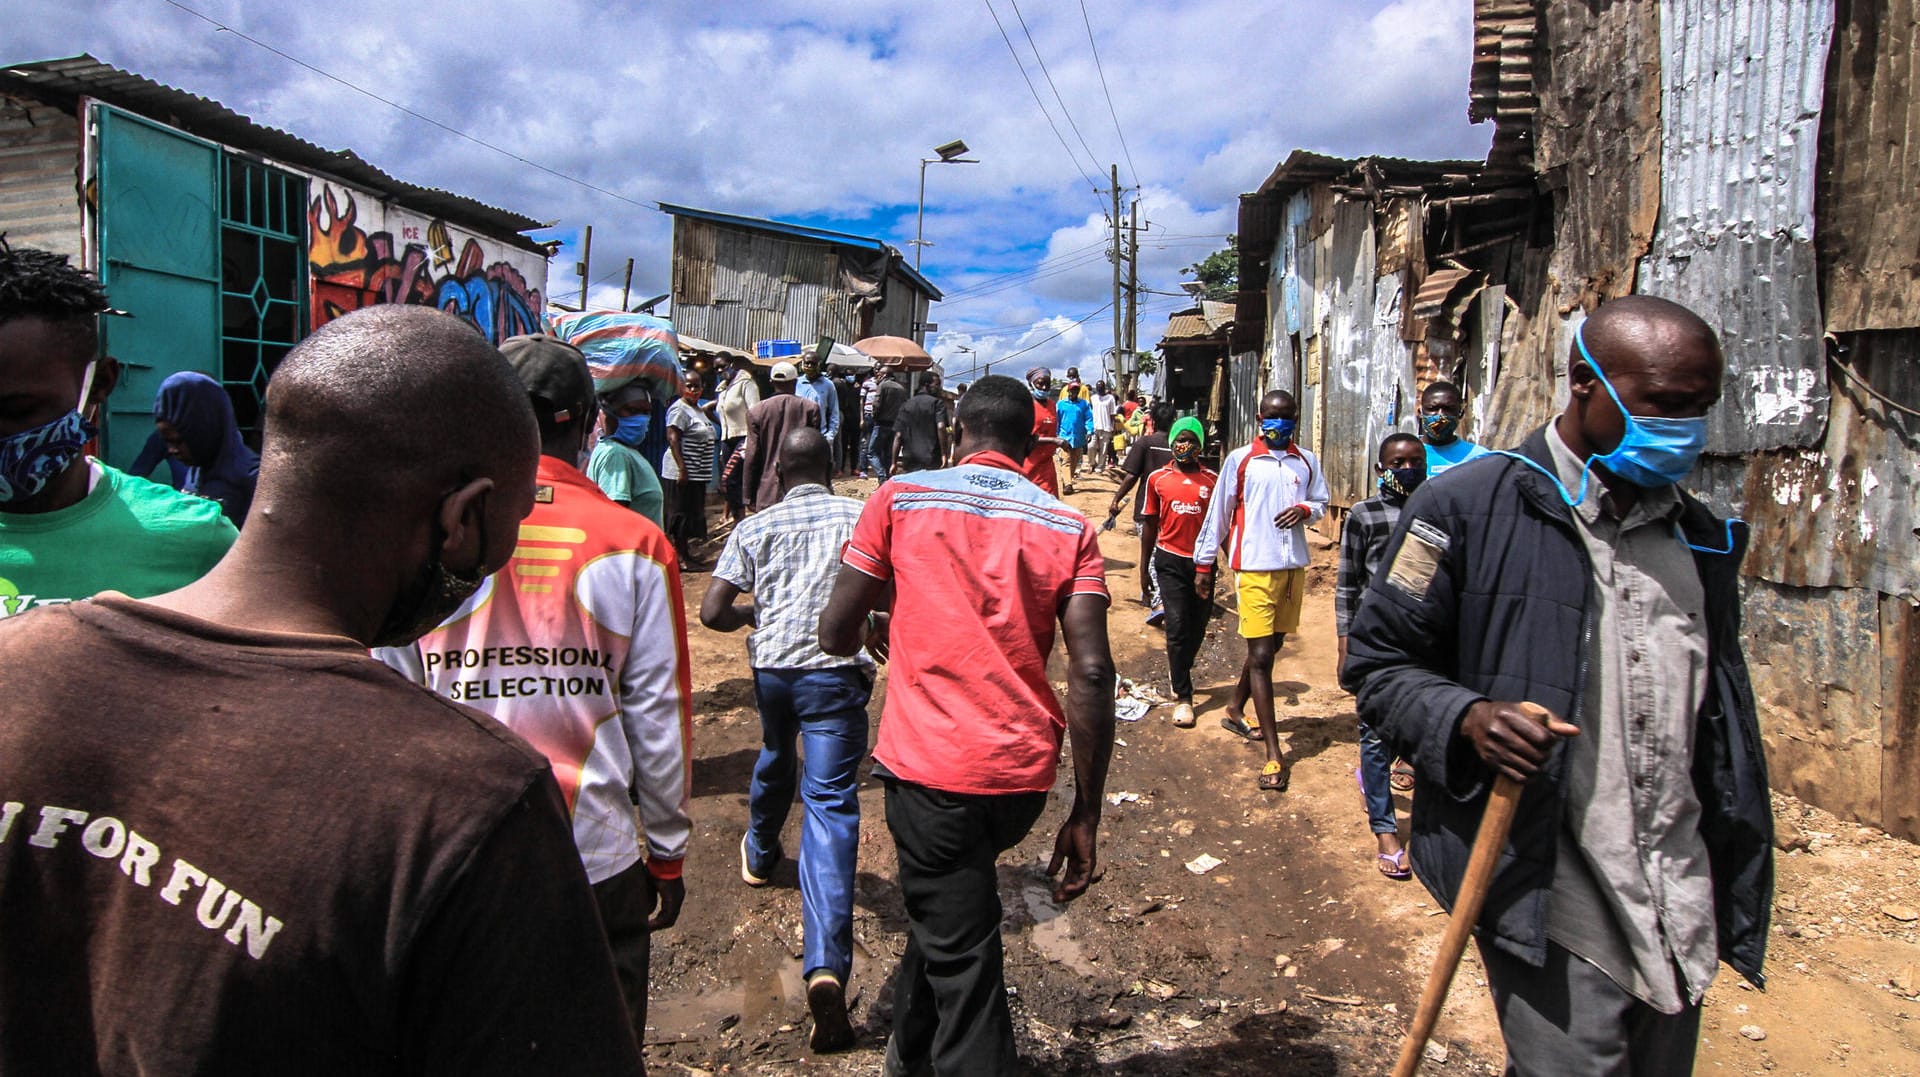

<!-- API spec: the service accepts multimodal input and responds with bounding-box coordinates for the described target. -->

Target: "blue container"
[755,339,803,359]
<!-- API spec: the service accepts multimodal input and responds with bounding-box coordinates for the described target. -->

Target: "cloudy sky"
[11,0,1490,380]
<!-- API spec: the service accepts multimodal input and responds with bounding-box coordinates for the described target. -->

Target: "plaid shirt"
[714,483,872,671]
[1335,490,1405,636]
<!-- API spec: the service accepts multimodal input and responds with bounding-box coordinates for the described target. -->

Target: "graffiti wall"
[305,181,547,344]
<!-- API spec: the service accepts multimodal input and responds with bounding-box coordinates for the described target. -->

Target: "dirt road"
[645,471,1920,1075]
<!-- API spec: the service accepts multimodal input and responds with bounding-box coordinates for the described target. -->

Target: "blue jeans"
[1358,718,1398,834]
[746,666,871,982]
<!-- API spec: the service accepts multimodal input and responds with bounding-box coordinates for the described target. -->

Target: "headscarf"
[153,371,258,526]
[1169,416,1205,449]
[1026,366,1051,388]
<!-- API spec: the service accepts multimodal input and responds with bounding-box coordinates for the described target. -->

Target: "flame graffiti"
[307,185,542,344]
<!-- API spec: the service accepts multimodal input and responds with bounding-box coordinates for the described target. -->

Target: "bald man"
[0,306,644,1074]
[1344,296,1771,1075]
[383,332,695,1053]
[701,427,870,1053]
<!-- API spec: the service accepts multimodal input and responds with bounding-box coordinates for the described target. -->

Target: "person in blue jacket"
[1054,382,1093,494]
[129,371,259,527]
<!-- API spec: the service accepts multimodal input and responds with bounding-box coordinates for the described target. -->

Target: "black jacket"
[1341,424,1772,986]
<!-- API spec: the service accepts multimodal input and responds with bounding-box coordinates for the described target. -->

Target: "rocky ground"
[642,469,1920,1076]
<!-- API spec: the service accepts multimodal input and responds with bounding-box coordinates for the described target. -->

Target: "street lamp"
[913,139,978,270]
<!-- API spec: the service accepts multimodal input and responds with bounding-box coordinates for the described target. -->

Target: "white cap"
[770,361,799,382]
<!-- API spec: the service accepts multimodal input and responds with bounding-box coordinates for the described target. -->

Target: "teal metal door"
[95,106,220,472]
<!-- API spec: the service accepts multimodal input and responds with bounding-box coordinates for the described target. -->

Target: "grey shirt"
[1544,424,1718,1013]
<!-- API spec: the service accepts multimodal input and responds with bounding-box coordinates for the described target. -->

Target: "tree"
[1181,238,1239,302]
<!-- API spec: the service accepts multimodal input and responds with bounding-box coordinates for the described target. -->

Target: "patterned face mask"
[0,361,98,504]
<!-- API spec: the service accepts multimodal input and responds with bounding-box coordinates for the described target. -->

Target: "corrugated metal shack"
[1153,300,1234,432]
[1233,152,1539,507]
[660,204,942,353]
[1231,1,1918,839]
[0,54,549,469]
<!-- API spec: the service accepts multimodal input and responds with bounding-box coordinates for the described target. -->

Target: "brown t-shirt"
[0,596,644,1077]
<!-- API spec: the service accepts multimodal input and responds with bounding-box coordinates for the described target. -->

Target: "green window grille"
[219,155,307,445]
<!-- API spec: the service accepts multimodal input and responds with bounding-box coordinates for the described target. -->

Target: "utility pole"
[1109,164,1122,383]
[620,257,635,311]
[1126,198,1140,391]
[578,224,593,310]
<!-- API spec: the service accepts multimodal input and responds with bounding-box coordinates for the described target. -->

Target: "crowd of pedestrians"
[0,241,1772,1077]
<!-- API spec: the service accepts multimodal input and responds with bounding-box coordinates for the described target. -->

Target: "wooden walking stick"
[1391,702,1553,1077]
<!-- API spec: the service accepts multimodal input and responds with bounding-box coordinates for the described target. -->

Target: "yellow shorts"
[1235,568,1307,638]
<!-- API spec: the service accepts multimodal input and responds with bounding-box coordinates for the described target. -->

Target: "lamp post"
[913,139,978,271]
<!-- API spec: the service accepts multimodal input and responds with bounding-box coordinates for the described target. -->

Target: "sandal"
[1220,714,1260,740]
[1377,848,1411,880]
[1258,759,1289,792]
[1390,762,1416,792]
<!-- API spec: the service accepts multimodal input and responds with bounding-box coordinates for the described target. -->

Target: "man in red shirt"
[1019,366,1064,496]
[1141,416,1217,729]
[819,375,1115,1077]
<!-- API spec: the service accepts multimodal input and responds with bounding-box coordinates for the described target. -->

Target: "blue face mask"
[0,410,94,504]
[1259,418,1296,446]
[1577,323,1708,489]
[611,412,651,447]
[0,360,99,504]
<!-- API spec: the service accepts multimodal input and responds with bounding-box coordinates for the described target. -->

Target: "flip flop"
[1220,714,1259,740]
[1377,848,1411,880]
[1390,762,1416,792]
[1258,759,1289,792]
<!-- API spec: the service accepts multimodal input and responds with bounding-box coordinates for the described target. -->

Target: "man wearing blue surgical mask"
[584,371,666,529]
[0,243,235,617]
[1343,296,1771,1075]
[1192,390,1329,793]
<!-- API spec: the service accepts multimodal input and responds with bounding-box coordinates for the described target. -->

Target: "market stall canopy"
[854,334,933,371]
[543,310,683,394]
[824,341,874,370]
[676,334,753,363]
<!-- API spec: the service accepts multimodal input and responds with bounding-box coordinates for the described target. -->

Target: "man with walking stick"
[1343,296,1773,1075]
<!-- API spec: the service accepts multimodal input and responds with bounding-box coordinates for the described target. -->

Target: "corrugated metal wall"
[1637,0,1834,453]
[670,217,926,351]
[0,95,83,257]
[1818,0,1920,331]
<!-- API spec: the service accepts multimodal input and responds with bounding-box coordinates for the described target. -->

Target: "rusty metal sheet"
[1743,578,1887,831]
[1735,329,1920,599]
[1636,0,1833,454]
[0,96,82,257]
[1535,0,1662,310]
[1482,246,1564,448]
[1470,0,1541,172]
[1882,593,1920,841]
[1320,201,1383,508]
[1376,197,1416,276]
[1818,0,1920,332]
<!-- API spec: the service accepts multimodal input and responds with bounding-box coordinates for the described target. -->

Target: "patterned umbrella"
[543,310,684,394]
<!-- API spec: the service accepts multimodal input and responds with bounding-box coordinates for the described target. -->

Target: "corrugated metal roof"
[1200,300,1235,332]
[0,55,545,249]
[1635,0,1834,454]
[1161,310,1210,342]
[658,201,943,300]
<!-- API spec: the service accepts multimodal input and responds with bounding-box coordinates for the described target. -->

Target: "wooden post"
[578,224,593,310]
[621,257,635,311]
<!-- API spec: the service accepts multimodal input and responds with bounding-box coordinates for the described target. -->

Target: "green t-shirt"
[585,440,665,528]
[0,463,237,618]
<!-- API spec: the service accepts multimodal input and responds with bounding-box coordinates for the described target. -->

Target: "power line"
[160,0,654,212]
[994,301,1114,364]
[1008,0,1105,181]
[1079,0,1140,191]
[981,0,1107,211]
[939,249,1112,305]
[936,237,1109,298]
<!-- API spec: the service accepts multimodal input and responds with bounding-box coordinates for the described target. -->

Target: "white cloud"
[11,0,1491,355]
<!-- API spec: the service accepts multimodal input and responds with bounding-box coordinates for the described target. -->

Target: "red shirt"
[1141,463,1218,560]
[842,452,1108,795]
[1022,398,1059,496]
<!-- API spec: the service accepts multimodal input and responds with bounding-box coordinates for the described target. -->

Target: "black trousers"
[666,478,707,552]
[882,777,1047,1077]
[1153,548,1205,701]
[591,860,654,1061]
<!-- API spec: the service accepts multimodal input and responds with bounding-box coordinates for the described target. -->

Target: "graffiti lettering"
[308,186,543,344]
